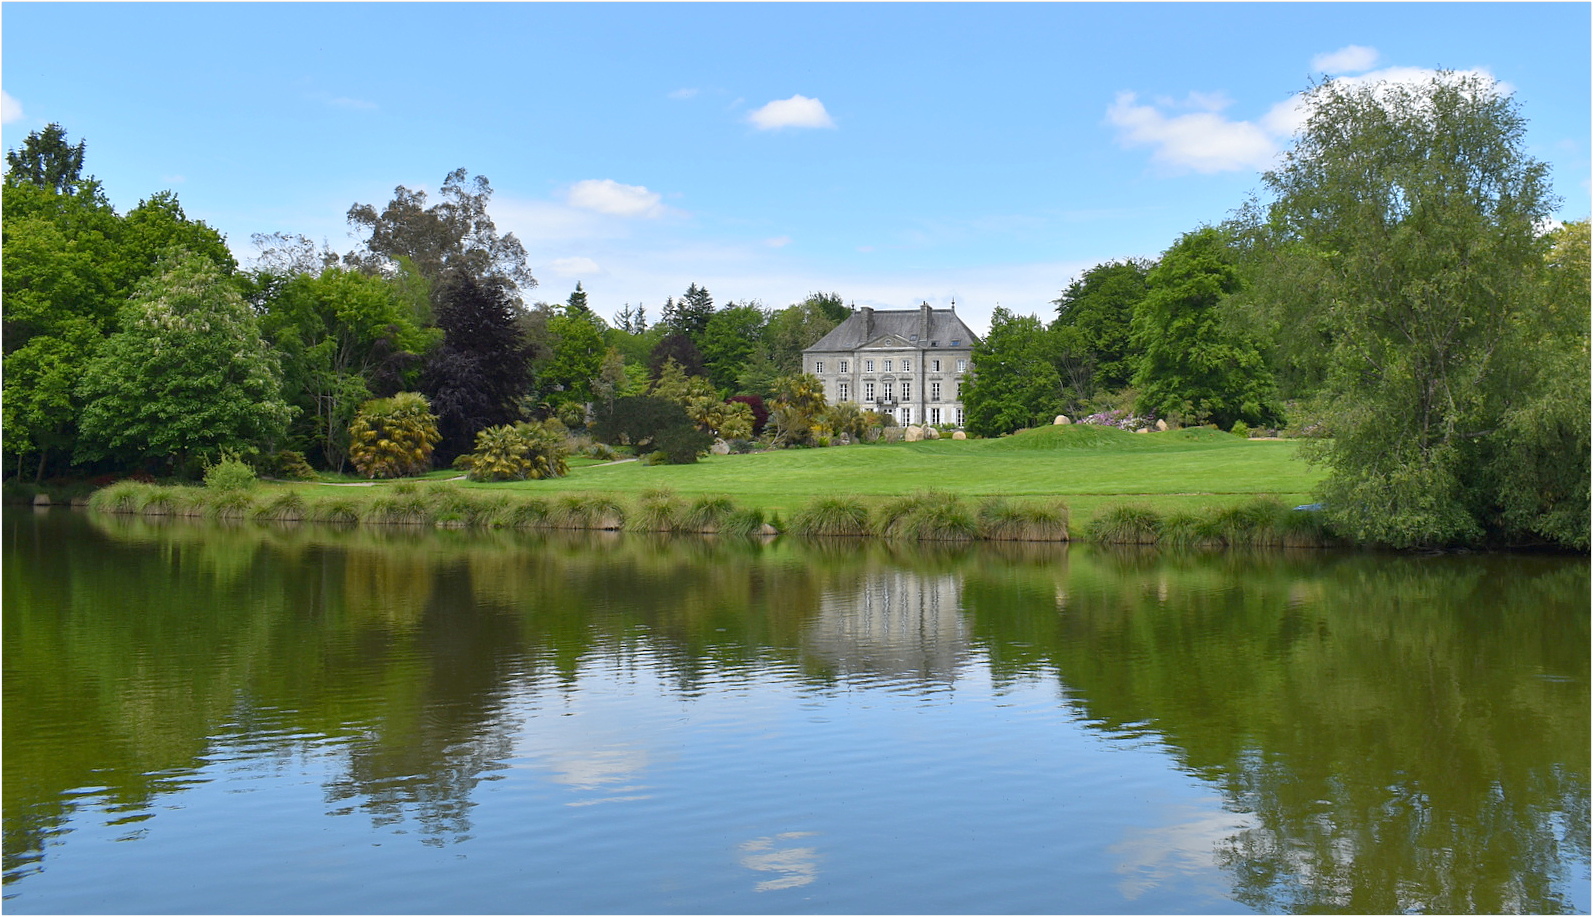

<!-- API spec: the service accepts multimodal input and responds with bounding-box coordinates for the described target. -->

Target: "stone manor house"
[802,302,978,428]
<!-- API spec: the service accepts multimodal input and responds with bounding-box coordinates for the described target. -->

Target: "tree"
[661,283,714,341]
[1051,259,1151,409]
[75,253,293,474]
[593,396,710,463]
[1131,228,1276,430]
[258,267,437,470]
[1257,73,1565,547]
[422,271,533,462]
[699,301,767,392]
[766,373,829,447]
[540,309,607,409]
[5,122,86,194]
[348,392,441,479]
[346,168,535,296]
[456,421,569,481]
[648,332,707,379]
[962,307,1062,437]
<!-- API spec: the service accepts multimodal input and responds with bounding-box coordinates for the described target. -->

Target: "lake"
[3,507,1587,914]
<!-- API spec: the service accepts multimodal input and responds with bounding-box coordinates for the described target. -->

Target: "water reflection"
[4,509,1587,913]
[739,832,822,892]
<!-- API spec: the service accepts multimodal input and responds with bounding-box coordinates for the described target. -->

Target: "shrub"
[348,392,440,479]
[457,421,570,482]
[261,450,318,481]
[789,496,873,537]
[1230,420,1250,438]
[1089,504,1162,544]
[976,498,1069,541]
[203,452,258,492]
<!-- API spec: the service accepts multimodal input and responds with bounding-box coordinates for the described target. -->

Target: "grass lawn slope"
[494,424,1324,523]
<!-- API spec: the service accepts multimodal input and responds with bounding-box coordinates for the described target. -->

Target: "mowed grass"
[460,425,1324,526]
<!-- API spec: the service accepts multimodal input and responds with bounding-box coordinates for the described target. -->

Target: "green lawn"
[451,425,1326,522]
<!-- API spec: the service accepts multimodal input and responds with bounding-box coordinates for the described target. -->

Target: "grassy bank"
[74,425,1333,545]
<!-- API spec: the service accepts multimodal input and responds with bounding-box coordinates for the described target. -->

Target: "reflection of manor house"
[803,303,978,428]
[806,570,967,681]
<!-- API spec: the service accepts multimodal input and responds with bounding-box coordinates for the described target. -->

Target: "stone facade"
[802,302,978,428]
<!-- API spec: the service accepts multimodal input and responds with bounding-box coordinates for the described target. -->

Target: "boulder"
[1054,415,1071,425]
[1155,419,1169,432]
[952,431,967,441]
[1135,428,1149,434]
[710,439,730,455]
[924,426,940,440]
[31,493,50,507]
[904,425,924,442]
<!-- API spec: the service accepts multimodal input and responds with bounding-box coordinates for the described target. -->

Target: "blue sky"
[4,2,1588,335]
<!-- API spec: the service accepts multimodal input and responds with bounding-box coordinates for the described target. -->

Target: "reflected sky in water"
[4,509,1587,914]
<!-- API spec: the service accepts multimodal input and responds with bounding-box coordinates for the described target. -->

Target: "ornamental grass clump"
[1156,511,1217,548]
[501,497,553,529]
[628,488,684,533]
[1208,498,1290,547]
[681,496,764,536]
[90,481,160,514]
[976,497,1070,541]
[430,486,505,527]
[551,493,624,530]
[789,496,873,538]
[254,491,306,523]
[1089,503,1163,544]
[206,489,259,520]
[877,491,978,541]
[348,392,440,479]
[363,489,434,526]
[305,495,362,525]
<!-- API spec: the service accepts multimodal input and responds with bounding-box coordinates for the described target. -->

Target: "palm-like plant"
[348,392,441,479]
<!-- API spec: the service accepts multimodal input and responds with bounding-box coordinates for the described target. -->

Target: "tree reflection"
[5,509,1587,912]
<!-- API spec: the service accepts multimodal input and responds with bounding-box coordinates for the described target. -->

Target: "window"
[814,360,824,374]
[865,359,875,373]
[901,380,911,401]
[931,382,941,401]
[932,359,941,372]
[882,381,894,402]
[899,407,912,425]
[955,408,965,426]
[883,359,892,372]
[838,382,850,402]
[901,359,911,372]
[953,381,961,399]
[864,382,875,402]
[839,360,849,373]
[956,359,968,373]
[931,408,942,425]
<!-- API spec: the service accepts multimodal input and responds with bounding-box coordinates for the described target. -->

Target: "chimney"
[861,306,874,339]
[919,301,931,342]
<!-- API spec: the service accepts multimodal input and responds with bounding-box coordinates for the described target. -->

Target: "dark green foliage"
[661,283,714,341]
[5,123,86,194]
[75,253,293,474]
[1132,228,1276,430]
[699,302,768,392]
[1258,75,1575,548]
[422,271,533,462]
[1052,259,1151,408]
[648,332,706,379]
[963,307,1061,437]
[595,396,710,463]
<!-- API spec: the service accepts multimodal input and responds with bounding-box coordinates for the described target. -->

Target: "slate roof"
[805,306,979,352]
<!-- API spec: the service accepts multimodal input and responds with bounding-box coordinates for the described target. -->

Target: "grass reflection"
[4,509,1587,912]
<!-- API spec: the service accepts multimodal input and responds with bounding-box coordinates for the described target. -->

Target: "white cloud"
[1,91,22,124]
[668,88,699,100]
[1108,64,1509,173]
[565,179,666,218]
[1311,45,1381,75]
[748,94,836,130]
[1106,91,1277,174]
[550,256,601,276]
[764,236,792,248]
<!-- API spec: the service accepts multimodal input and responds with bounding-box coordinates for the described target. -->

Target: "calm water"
[3,508,1588,914]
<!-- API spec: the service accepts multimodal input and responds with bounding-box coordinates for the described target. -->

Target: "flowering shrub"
[1080,409,1158,431]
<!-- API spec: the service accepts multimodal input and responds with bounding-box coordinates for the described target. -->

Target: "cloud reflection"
[739,832,821,891]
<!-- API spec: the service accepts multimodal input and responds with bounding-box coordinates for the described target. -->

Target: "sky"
[3,2,1588,336]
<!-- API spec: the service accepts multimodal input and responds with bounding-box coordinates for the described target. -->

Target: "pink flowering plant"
[1080,409,1159,431]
